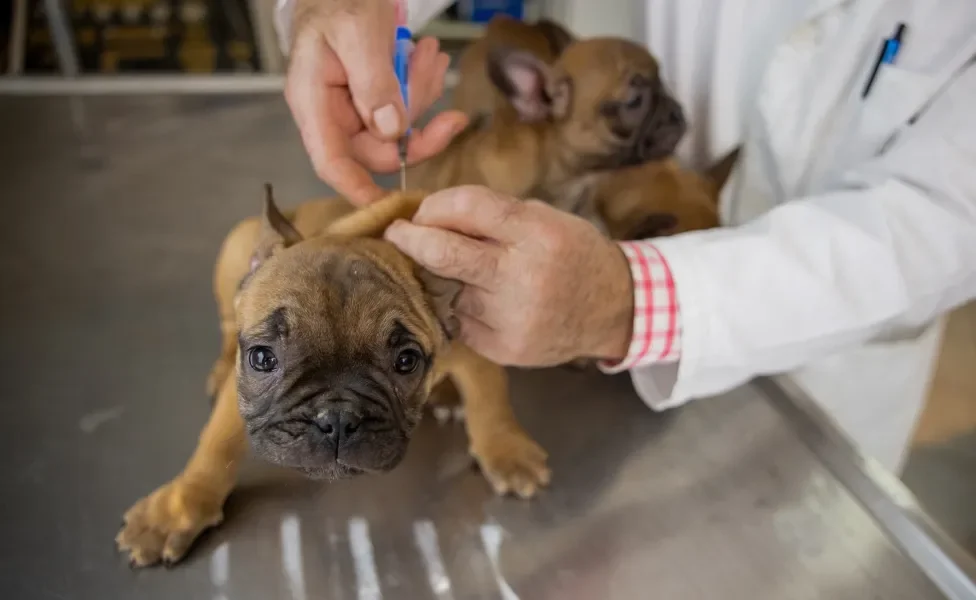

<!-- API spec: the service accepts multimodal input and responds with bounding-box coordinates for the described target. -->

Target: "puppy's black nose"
[314,409,361,445]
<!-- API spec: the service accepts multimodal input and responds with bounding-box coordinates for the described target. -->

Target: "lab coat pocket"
[852,66,936,158]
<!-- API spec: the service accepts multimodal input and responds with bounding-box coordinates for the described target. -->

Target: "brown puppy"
[411,36,695,235]
[452,14,574,117]
[116,188,550,567]
[593,147,739,241]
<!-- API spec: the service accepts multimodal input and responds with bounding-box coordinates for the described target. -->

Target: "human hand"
[285,0,469,206]
[385,186,635,366]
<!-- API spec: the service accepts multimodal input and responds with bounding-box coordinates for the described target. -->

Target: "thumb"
[329,16,405,140]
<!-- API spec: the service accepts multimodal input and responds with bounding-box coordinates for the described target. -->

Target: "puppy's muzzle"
[637,95,686,162]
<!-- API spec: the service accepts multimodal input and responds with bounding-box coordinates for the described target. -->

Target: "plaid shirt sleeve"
[598,241,682,373]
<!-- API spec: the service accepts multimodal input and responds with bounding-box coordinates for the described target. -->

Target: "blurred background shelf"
[0,0,550,88]
[418,18,485,42]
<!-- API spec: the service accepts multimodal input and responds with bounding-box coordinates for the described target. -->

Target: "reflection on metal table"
[0,94,974,600]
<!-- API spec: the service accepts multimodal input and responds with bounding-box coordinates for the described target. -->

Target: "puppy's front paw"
[116,478,224,568]
[473,432,551,499]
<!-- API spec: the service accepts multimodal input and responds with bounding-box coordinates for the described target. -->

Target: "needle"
[393,3,411,191]
[398,138,408,191]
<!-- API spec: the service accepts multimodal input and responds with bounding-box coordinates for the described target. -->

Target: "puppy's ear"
[325,191,427,239]
[535,18,575,56]
[487,48,572,122]
[250,183,303,274]
[415,267,463,340]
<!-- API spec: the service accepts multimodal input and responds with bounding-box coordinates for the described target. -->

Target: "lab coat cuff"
[597,241,683,374]
[627,233,713,409]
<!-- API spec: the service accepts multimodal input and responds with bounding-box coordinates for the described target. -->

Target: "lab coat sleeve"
[273,0,453,55]
[634,63,976,408]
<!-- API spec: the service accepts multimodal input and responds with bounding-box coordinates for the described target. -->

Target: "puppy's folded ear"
[415,267,463,341]
[325,191,427,239]
[250,183,304,273]
[487,47,571,122]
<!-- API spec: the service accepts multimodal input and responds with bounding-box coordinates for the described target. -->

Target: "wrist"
[584,241,635,361]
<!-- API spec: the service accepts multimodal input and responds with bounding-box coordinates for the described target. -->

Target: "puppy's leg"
[446,344,551,498]
[427,378,466,425]
[117,375,245,567]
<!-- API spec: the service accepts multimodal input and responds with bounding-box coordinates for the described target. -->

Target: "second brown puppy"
[417,29,732,238]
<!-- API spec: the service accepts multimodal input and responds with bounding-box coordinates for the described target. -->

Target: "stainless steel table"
[1,94,973,600]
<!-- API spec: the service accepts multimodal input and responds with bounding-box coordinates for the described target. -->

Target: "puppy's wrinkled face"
[488,37,687,170]
[235,224,458,481]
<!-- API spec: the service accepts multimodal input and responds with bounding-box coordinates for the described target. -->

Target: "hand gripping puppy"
[116,188,550,567]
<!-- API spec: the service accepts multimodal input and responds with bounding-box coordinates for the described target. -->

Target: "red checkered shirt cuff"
[598,241,682,373]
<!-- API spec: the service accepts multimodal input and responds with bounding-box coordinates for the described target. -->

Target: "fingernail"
[373,104,400,138]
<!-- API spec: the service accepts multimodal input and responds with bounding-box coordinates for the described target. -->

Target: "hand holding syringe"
[284,0,468,205]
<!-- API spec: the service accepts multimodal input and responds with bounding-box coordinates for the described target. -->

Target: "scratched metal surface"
[0,95,948,600]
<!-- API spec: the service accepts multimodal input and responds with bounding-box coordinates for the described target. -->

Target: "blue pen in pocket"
[862,22,907,98]
[393,23,412,190]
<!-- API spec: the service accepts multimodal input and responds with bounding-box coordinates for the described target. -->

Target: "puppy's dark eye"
[248,346,278,372]
[622,86,646,110]
[394,349,422,375]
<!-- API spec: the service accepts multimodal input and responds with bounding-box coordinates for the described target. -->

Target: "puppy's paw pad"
[116,479,223,568]
[474,435,550,500]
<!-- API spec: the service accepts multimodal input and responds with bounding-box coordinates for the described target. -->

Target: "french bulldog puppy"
[412,34,733,239]
[116,188,550,567]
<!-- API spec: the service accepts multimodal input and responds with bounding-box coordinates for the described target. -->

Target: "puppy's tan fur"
[117,191,550,567]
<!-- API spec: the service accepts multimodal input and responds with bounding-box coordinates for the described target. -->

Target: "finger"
[347,41,464,172]
[348,111,469,172]
[285,38,383,205]
[328,10,405,139]
[384,221,502,289]
[411,186,526,241]
[406,40,449,121]
[317,153,384,207]
[406,111,470,162]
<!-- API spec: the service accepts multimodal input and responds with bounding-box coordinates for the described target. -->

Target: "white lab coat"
[278,0,976,473]
[633,0,976,474]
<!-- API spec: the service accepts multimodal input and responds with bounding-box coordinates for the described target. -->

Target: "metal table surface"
[0,94,971,600]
